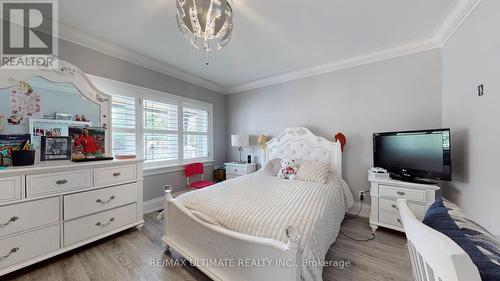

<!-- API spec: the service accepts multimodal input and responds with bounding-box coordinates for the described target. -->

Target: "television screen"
[373,129,451,181]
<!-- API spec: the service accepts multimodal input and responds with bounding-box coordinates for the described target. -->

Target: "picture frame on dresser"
[40,136,71,161]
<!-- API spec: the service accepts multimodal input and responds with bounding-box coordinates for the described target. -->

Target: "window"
[183,106,209,159]
[111,95,136,156]
[92,75,213,169]
[143,100,178,162]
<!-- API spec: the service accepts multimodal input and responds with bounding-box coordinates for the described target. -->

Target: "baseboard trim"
[143,197,164,214]
[143,190,192,214]
[347,202,371,218]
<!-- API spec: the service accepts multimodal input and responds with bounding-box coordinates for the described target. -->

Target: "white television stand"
[368,171,440,233]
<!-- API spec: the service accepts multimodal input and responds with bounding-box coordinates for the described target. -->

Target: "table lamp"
[231,134,249,164]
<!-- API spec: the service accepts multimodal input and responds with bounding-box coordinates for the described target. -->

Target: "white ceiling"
[57,0,479,93]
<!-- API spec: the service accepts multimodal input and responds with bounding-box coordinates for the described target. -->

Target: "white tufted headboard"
[264,127,342,176]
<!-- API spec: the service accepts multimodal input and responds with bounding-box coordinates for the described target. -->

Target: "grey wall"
[58,39,226,201]
[442,0,500,235]
[227,49,443,203]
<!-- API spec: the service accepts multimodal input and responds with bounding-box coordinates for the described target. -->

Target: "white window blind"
[143,100,178,161]
[111,95,136,156]
[183,106,209,159]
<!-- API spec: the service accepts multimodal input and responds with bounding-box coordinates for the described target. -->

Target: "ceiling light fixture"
[177,0,233,65]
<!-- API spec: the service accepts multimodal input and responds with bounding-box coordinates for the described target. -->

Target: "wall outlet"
[359,191,368,201]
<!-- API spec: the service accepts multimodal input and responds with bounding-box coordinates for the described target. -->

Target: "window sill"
[143,160,215,177]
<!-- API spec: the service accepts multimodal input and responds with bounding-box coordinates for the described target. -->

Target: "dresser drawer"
[0,197,59,237]
[226,173,240,180]
[379,211,404,228]
[0,225,60,270]
[64,203,137,246]
[0,177,22,203]
[379,184,426,203]
[94,164,137,187]
[379,210,423,227]
[64,183,138,220]
[226,166,248,176]
[26,170,91,197]
[379,198,426,217]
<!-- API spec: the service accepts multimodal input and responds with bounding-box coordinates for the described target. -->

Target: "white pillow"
[296,160,331,183]
[261,158,282,176]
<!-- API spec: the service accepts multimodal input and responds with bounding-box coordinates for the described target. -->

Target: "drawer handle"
[391,204,399,210]
[96,195,116,204]
[1,216,19,226]
[56,179,68,185]
[397,191,406,196]
[113,172,121,177]
[95,195,116,204]
[1,247,19,259]
[95,217,115,228]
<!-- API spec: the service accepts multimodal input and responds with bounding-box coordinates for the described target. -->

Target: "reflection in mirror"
[0,76,101,134]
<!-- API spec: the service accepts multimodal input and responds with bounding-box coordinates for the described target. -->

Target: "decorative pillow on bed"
[423,197,500,281]
[262,158,282,176]
[295,160,331,183]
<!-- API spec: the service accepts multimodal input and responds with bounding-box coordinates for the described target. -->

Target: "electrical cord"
[340,194,376,242]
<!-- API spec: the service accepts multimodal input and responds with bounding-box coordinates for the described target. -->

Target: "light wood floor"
[4,212,412,281]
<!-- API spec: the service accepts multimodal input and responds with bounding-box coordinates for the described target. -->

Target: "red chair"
[185,162,215,189]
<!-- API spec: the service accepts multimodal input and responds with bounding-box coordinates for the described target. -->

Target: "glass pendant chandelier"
[177,0,233,65]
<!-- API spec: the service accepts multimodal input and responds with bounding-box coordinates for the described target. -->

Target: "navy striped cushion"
[423,198,500,281]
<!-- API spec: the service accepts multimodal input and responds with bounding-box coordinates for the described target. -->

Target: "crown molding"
[56,0,481,95]
[225,0,481,94]
[433,0,482,46]
[227,39,441,93]
[58,24,226,94]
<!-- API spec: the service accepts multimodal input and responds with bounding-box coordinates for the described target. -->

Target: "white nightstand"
[225,162,257,179]
[368,171,440,233]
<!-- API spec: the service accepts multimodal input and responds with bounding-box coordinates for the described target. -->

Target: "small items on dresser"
[11,148,35,166]
[115,155,136,160]
[0,114,4,131]
[369,167,390,179]
[0,134,31,166]
[40,136,71,161]
[69,127,107,161]
[55,113,73,121]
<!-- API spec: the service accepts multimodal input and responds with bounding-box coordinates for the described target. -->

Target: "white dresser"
[224,162,257,179]
[0,159,144,276]
[368,171,440,233]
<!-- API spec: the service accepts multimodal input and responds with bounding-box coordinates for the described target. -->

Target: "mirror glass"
[0,76,101,147]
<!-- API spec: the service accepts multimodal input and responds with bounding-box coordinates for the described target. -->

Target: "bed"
[161,127,354,281]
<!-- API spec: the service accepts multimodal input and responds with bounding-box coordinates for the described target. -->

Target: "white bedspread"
[176,171,354,281]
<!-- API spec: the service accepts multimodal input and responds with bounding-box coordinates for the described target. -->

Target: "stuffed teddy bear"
[277,159,298,180]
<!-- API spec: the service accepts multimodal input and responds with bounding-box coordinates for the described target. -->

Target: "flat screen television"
[373,129,451,184]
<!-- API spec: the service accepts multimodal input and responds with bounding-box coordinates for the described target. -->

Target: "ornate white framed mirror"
[0,58,112,156]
